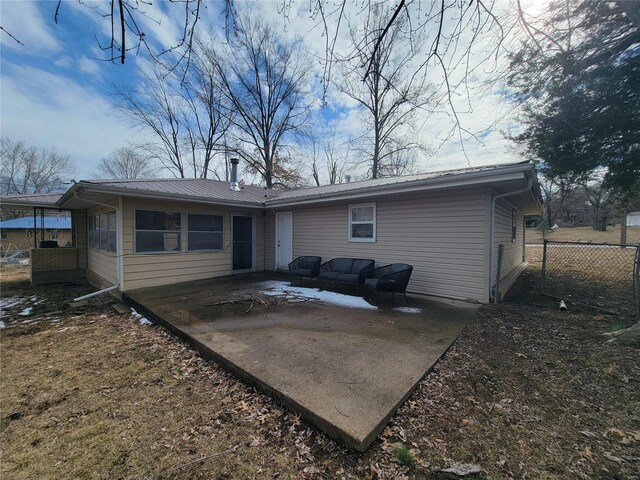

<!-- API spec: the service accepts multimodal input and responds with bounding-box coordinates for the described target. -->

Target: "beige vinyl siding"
[288,188,490,302]
[121,198,264,291]
[87,204,118,286]
[492,198,525,285]
[255,214,265,271]
[264,215,275,271]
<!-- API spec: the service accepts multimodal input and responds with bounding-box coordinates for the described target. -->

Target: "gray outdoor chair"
[364,263,413,305]
[288,256,322,286]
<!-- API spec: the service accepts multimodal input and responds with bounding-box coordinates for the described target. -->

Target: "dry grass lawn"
[1,263,639,479]
[526,225,640,244]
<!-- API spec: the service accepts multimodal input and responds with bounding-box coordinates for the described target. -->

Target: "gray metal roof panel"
[80,178,276,204]
[268,161,533,202]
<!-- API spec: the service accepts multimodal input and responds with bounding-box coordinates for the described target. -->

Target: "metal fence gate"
[542,240,640,316]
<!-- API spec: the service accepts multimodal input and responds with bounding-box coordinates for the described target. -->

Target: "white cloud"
[78,57,101,77]
[0,64,148,179]
[0,0,61,54]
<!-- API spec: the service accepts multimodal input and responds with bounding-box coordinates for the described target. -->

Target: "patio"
[124,273,477,451]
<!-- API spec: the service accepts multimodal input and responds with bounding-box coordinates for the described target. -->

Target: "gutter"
[488,177,533,303]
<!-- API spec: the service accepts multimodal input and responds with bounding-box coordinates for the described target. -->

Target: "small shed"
[627,212,640,227]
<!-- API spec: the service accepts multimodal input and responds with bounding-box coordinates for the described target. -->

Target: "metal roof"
[0,216,71,230]
[66,178,274,206]
[2,161,541,212]
[269,162,530,202]
[0,193,63,209]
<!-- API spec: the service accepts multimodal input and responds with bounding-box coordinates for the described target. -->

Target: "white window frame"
[348,202,376,243]
[134,209,182,254]
[186,213,224,252]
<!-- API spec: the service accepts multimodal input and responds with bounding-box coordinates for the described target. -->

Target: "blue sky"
[1,0,522,183]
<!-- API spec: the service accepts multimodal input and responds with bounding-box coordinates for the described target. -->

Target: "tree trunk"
[620,210,627,244]
[592,207,607,231]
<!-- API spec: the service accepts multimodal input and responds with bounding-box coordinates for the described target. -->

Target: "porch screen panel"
[232,216,253,270]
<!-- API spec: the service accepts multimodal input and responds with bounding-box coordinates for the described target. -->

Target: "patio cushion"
[290,268,314,277]
[331,258,354,273]
[351,259,373,274]
[319,271,340,281]
[336,273,359,285]
[364,278,379,289]
[298,257,320,269]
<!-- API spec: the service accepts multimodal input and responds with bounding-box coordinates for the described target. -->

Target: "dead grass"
[526,226,640,245]
[526,244,638,315]
[1,264,31,287]
[1,269,639,479]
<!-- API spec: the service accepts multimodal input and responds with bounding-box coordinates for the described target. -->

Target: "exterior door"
[232,215,254,272]
[276,212,293,270]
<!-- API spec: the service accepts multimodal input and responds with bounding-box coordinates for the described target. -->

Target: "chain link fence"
[542,240,640,316]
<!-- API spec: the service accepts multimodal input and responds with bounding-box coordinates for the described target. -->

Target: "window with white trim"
[349,203,376,242]
[188,214,223,251]
[88,212,117,253]
[135,210,181,253]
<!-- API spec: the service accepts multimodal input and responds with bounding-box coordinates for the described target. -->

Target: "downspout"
[72,191,122,298]
[488,177,533,303]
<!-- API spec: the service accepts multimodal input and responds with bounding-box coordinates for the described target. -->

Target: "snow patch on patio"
[394,307,423,314]
[130,308,152,325]
[259,281,377,310]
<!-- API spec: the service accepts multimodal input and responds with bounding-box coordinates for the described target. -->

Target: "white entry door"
[276,212,293,270]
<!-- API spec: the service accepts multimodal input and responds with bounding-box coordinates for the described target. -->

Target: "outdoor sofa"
[364,263,414,305]
[288,256,322,286]
[318,258,375,293]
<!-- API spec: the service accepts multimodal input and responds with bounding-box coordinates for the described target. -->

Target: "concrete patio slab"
[124,273,477,451]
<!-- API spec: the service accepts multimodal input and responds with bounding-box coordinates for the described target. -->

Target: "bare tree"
[538,172,578,228]
[116,66,186,177]
[210,16,313,188]
[0,138,75,195]
[337,6,432,179]
[308,131,350,186]
[116,59,229,179]
[96,146,157,179]
[377,139,420,177]
[580,172,612,232]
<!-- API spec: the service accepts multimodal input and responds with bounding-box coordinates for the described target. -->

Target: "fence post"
[634,244,640,317]
[541,239,548,289]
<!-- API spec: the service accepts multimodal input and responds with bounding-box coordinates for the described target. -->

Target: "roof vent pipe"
[344,175,351,184]
[230,158,240,191]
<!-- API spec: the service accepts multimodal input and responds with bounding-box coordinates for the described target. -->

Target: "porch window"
[88,215,99,250]
[349,203,376,242]
[88,212,117,253]
[99,213,108,251]
[135,210,181,253]
[107,211,117,253]
[187,214,223,251]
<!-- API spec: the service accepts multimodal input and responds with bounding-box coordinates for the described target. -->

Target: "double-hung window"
[348,203,376,242]
[188,214,223,251]
[135,210,181,253]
